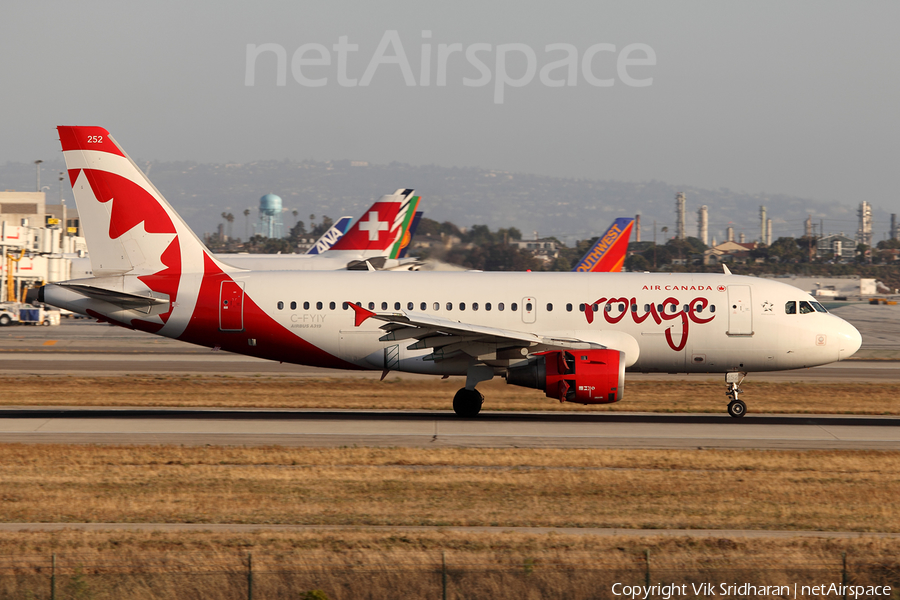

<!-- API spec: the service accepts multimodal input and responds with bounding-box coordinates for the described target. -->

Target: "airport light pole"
[34,160,43,192]
[59,173,67,241]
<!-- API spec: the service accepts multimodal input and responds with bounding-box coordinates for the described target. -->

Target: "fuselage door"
[522,297,536,324]
[219,281,245,332]
[727,285,753,336]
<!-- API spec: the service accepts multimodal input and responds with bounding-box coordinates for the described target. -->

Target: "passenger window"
[592,304,599,312]
[511,303,518,311]
[277,301,284,310]
[433,302,439,311]
[420,302,426,310]
[498,303,505,311]
[657,304,663,312]
[695,304,703,313]
[546,303,552,312]
[683,304,689,312]
[473,303,479,311]
[303,301,310,310]
[799,301,814,314]
[631,304,637,312]
[290,301,297,310]
[605,304,611,312]
[316,301,323,310]
[486,303,492,311]
[408,302,414,310]
[811,302,828,313]
[525,302,532,311]
[785,301,796,314]
[460,303,466,311]
[380,302,387,310]
[392,302,398,310]
[619,303,625,312]
[710,305,716,313]
[329,302,336,310]
[644,304,651,312]
[342,302,349,310]
[579,303,585,312]
[566,303,573,312]
[368,302,375,310]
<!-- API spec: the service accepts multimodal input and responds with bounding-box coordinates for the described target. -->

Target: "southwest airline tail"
[572,217,634,273]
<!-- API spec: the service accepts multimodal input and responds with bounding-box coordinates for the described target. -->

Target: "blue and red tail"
[572,218,634,273]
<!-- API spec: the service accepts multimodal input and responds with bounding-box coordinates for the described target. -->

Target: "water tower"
[258,193,283,238]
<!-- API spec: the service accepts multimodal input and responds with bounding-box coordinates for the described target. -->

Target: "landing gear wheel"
[0,315,9,326]
[727,400,746,418]
[453,388,484,418]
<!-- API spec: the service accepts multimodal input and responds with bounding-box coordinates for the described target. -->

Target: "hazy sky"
[2,1,898,214]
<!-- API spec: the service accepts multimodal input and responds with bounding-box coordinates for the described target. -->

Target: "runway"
[1,409,898,450]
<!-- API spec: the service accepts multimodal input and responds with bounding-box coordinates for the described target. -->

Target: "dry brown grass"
[0,530,898,600]
[2,445,899,533]
[2,375,900,414]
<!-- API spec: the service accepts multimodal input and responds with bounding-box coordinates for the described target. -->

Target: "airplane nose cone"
[837,319,862,360]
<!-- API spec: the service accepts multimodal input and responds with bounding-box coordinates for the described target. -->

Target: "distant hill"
[2,158,878,245]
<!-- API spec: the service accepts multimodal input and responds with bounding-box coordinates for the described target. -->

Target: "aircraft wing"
[346,303,602,361]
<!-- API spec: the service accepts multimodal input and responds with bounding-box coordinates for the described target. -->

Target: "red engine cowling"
[506,349,624,404]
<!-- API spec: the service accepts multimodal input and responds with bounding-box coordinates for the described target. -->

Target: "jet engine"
[506,349,624,404]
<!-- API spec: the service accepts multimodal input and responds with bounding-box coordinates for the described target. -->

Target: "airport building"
[0,191,87,303]
[816,233,857,261]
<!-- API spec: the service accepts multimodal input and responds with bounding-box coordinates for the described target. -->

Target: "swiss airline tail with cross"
[43,127,862,418]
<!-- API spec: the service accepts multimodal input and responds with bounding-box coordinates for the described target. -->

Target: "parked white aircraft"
[43,127,862,418]
[218,189,422,271]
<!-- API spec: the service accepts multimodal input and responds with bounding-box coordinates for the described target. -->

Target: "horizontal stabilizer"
[56,283,168,312]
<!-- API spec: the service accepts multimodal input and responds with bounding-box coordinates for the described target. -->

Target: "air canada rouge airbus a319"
[43,127,862,418]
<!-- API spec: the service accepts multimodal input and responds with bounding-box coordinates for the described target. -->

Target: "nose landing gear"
[726,372,747,418]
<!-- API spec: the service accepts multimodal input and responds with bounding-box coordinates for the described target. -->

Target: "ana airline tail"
[305,216,353,255]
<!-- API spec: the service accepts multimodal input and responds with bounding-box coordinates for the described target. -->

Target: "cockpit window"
[810,301,828,313]
[785,301,796,314]
[798,300,815,314]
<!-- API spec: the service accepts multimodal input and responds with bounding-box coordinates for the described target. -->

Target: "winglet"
[723,264,732,275]
[346,302,377,327]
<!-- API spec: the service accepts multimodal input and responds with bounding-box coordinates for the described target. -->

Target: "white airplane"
[43,127,862,418]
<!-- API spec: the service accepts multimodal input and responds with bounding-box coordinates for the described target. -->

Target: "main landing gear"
[453,365,493,418]
[726,372,747,418]
[453,388,484,418]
